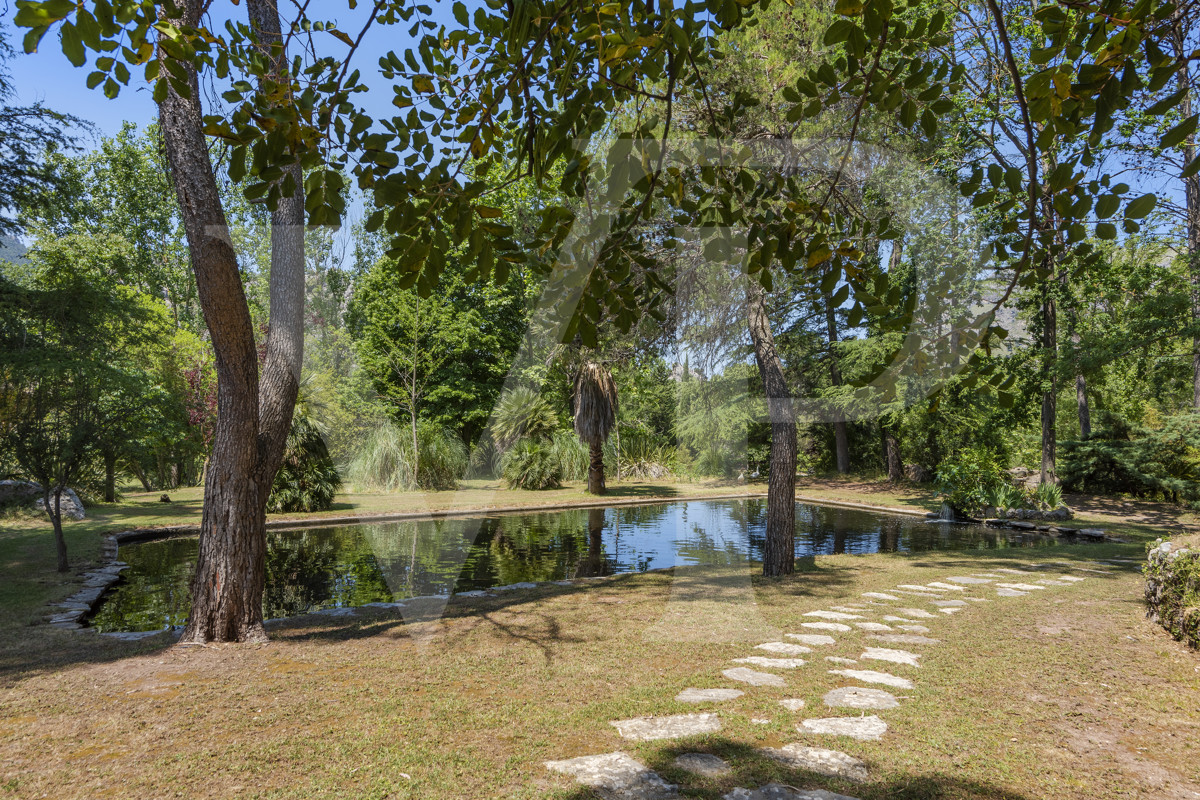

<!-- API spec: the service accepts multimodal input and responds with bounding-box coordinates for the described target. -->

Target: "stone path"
[546,557,1104,798]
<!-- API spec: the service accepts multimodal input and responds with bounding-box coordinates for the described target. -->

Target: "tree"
[573,362,618,495]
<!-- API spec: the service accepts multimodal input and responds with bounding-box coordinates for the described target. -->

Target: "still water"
[89,498,1057,632]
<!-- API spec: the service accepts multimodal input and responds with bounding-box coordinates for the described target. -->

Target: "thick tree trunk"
[747,281,795,577]
[1040,288,1058,485]
[103,450,117,503]
[824,289,849,474]
[131,462,153,492]
[159,0,304,644]
[1170,13,1200,409]
[45,488,67,573]
[575,507,607,577]
[587,439,606,495]
[882,419,903,483]
[1076,373,1091,439]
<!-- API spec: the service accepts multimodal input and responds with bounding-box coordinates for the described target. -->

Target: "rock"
[861,592,899,601]
[760,743,869,783]
[675,688,743,703]
[925,582,966,591]
[725,785,862,800]
[723,667,786,687]
[778,698,806,711]
[828,669,914,689]
[824,656,857,665]
[159,494,171,503]
[673,752,730,777]
[545,752,679,799]
[799,715,887,741]
[33,487,86,520]
[904,463,930,483]
[755,642,811,655]
[897,624,931,634]
[946,576,992,584]
[939,607,961,615]
[896,608,936,619]
[0,479,41,507]
[733,656,806,669]
[995,583,1044,591]
[786,633,836,646]
[853,622,893,632]
[869,633,940,646]
[800,622,851,632]
[1008,521,1037,531]
[861,647,921,667]
[931,599,966,608]
[802,611,863,621]
[897,584,943,593]
[1078,528,1107,540]
[994,588,1028,597]
[823,686,900,710]
[610,713,721,741]
[494,582,538,591]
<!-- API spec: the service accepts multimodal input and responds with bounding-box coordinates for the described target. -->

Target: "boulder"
[0,479,42,507]
[34,488,86,520]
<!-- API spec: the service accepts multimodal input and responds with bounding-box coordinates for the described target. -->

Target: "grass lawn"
[1,480,1198,798]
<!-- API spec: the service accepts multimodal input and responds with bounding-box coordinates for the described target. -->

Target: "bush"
[1060,413,1200,503]
[935,447,1006,515]
[501,438,563,489]
[982,482,1026,511]
[267,415,342,513]
[491,387,560,451]
[1033,481,1064,510]
[549,430,588,482]
[346,420,466,491]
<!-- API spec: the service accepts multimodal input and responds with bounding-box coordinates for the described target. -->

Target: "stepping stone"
[803,611,863,621]
[725,784,863,799]
[545,752,679,799]
[786,633,836,646]
[896,608,936,619]
[893,590,943,598]
[870,633,940,646]
[1036,579,1072,586]
[994,588,1028,597]
[799,715,887,741]
[861,647,920,667]
[830,605,867,613]
[494,582,539,591]
[897,585,943,593]
[751,718,771,725]
[862,592,899,601]
[898,624,930,633]
[673,752,730,777]
[757,642,812,655]
[925,582,967,591]
[733,656,806,669]
[778,698,807,711]
[1056,575,1085,582]
[675,688,744,703]
[828,669,914,689]
[995,583,1044,591]
[931,599,966,607]
[939,607,962,615]
[994,568,1034,575]
[882,615,918,623]
[963,597,990,603]
[825,656,858,665]
[611,713,721,741]
[947,576,993,584]
[760,743,869,783]
[854,622,893,632]
[724,667,785,687]
[823,686,900,710]
[801,622,852,632]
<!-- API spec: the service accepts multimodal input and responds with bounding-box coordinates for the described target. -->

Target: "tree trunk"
[160,0,304,644]
[824,287,849,474]
[1076,374,1091,439]
[747,280,795,577]
[587,439,606,495]
[1040,287,1058,485]
[131,463,153,492]
[103,450,117,503]
[45,487,68,573]
[575,507,607,577]
[1171,12,1200,410]
[883,418,903,483]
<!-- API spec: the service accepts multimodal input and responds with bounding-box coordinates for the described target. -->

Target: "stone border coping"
[979,519,1126,542]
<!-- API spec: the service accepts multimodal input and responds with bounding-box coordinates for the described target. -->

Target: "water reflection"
[89,499,1059,632]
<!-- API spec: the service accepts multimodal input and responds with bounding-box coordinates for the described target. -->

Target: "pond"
[88,498,1059,632]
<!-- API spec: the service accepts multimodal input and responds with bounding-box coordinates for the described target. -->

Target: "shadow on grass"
[552,736,1043,799]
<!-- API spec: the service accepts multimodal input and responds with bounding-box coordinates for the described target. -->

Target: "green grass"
[1,481,1198,798]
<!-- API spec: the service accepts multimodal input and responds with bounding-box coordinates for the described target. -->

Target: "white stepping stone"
[882,615,918,623]
[724,667,785,687]
[897,585,943,593]
[799,715,887,741]
[996,583,1044,591]
[545,752,678,799]
[1037,579,1073,586]
[831,606,867,613]
[964,597,990,603]
[829,669,914,689]
[825,656,858,665]
[779,698,807,711]
[994,588,1028,597]
[824,686,900,710]
[1057,575,1086,582]
[947,576,993,584]
[861,647,921,667]
[898,624,930,633]
[870,633,940,646]
[893,590,942,598]
[926,582,967,591]
[939,607,962,615]
[803,611,863,621]
[854,622,893,632]
[760,743,869,783]
[897,608,936,619]
[787,633,836,646]
[931,599,966,607]
[674,752,730,777]
[611,713,720,741]
[676,688,744,703]
[733,656,806,669]
[727,782,864,799]
[802,622,852,632]
[756,642,811,655]
[751,718,771,725]
[994,568,1034,575]
[862,592,900,601]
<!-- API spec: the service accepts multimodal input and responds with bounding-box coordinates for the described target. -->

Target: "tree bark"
[747,280,795,577]
[587,439,606,495]
[1170,12,1200,410]
[103,450,117,503]
[45,487,67,573]
[1076,373,1091,439]
[882,418,903,483]
[1040,286,1058,485]
[824,285,849,474]
[159,0,304,644]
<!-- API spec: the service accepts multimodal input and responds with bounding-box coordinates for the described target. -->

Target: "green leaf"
[60,22,85,67]
[1123,193,1156,220]
[834,0,863,16]
[1095,222,1117,240]
[1160,115,1198,150]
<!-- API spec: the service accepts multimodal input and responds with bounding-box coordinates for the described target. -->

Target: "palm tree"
[573,362,618,494]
